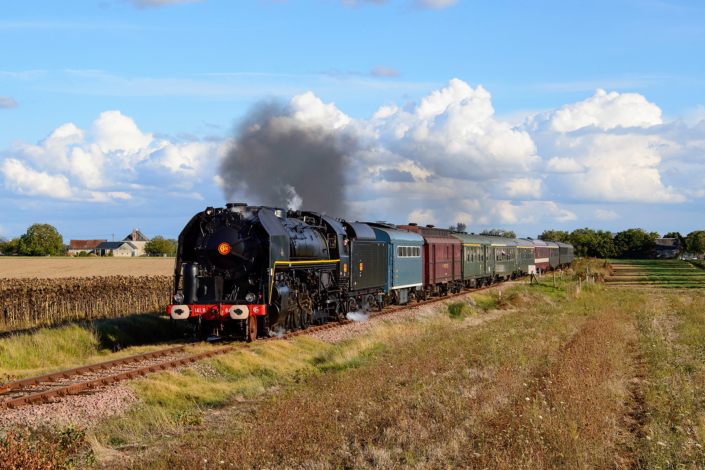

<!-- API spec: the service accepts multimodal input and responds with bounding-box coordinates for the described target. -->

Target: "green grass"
[0,314,190,380]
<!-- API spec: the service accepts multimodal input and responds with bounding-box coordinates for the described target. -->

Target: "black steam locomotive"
[168,204,386,341]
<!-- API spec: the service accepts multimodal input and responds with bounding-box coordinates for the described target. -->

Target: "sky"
[1,0,704,240]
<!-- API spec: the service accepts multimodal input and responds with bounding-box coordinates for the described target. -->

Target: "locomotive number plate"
[218,243,231,255]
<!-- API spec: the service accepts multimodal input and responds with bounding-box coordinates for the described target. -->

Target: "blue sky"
[1,0,704,240]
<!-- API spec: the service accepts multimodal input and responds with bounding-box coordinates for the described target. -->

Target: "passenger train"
[167,204,574,341]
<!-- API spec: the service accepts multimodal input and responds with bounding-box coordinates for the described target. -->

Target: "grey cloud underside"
[218,101,358,216]
[0,95,18,109]
[379,169,415,182]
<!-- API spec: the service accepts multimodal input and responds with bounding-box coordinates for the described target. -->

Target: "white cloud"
[503,178,542,199]
[595,209,620,221]
[125,0,204,9]
[684,105,705,127]
[368,79,540,181]
[413,0,459,9]
[0,95,18,109]
[288,91,351,130]
[1,111,226,203]
[1,159,74,199]
[545,157,584,173]
[547,133,685,203]
[408,209,438,226]
[92,111,152,154]
[545,89,662,132]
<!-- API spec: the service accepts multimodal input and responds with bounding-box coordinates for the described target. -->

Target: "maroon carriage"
[396,224,462,298]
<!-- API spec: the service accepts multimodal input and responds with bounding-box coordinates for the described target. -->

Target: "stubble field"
[0,257,174,279]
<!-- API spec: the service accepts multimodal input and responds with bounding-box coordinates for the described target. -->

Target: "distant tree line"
[539,228,705,259]
[144,236,177,256]
[0,224,178,257]
[0,224,63,256]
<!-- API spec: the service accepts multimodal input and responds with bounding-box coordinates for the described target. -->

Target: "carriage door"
[432,245,436,284]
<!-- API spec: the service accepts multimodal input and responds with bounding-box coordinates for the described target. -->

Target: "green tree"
[613,228,659,259]
[1,238,20,255]
[539,230,571,243]
[144,236,177,256]
[480,228,516,238]
[566,228,616,258]
[663,232,687,255]
[17,224,63,256]
[686,231,705,255]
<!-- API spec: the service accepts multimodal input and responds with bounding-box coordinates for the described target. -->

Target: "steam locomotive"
[167,203,574,341]
[167,204,386,341]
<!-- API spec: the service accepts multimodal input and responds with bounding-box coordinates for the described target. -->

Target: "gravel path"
[0,351,197,429]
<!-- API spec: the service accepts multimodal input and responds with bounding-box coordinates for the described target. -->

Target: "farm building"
[655,238,680,259]
[95,241,140,257]
[123,229,150,256]
[68,239,107,255]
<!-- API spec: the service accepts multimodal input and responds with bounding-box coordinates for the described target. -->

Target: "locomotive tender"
[167,204,574,341]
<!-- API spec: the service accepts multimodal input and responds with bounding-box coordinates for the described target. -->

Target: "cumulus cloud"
[215,80,689,229]
[1,111,224,203]
[542,89,662,132]
[0,95,18,109]
[1,159,74,199]
[413,0,459,9]
[545,156,584,173]
[369,65,400,78]
[124,0,204,9]
[4,81,701,234]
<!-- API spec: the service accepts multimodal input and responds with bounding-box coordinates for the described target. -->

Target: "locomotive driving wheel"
[246,315,257,342]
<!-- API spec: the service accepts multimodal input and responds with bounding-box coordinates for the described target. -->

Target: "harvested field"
[0,257,174,279]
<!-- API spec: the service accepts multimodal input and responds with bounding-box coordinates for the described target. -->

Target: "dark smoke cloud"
[219,100,358,216]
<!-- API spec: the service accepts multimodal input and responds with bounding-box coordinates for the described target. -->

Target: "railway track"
[1,281,504,412]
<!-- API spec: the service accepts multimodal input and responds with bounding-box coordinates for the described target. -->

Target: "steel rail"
[0,346,238,410]
[0,343,196,395]
[271,280,506,341]
[1,280,514,411]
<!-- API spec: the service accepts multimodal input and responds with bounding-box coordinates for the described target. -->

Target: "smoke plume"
[219,100,358,216]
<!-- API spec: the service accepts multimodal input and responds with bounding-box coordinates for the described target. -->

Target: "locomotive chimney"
[226,203,247,214]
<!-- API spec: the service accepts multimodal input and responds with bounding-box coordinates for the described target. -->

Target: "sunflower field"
[0,276,172,332]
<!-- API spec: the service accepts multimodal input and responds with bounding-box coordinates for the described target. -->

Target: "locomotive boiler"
[167,204,386,341]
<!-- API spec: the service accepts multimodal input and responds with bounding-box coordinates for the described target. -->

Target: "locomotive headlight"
[173,293,184,303]
[245,292,255,302]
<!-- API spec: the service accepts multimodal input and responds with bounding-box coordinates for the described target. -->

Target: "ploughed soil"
[0,258,174,278]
